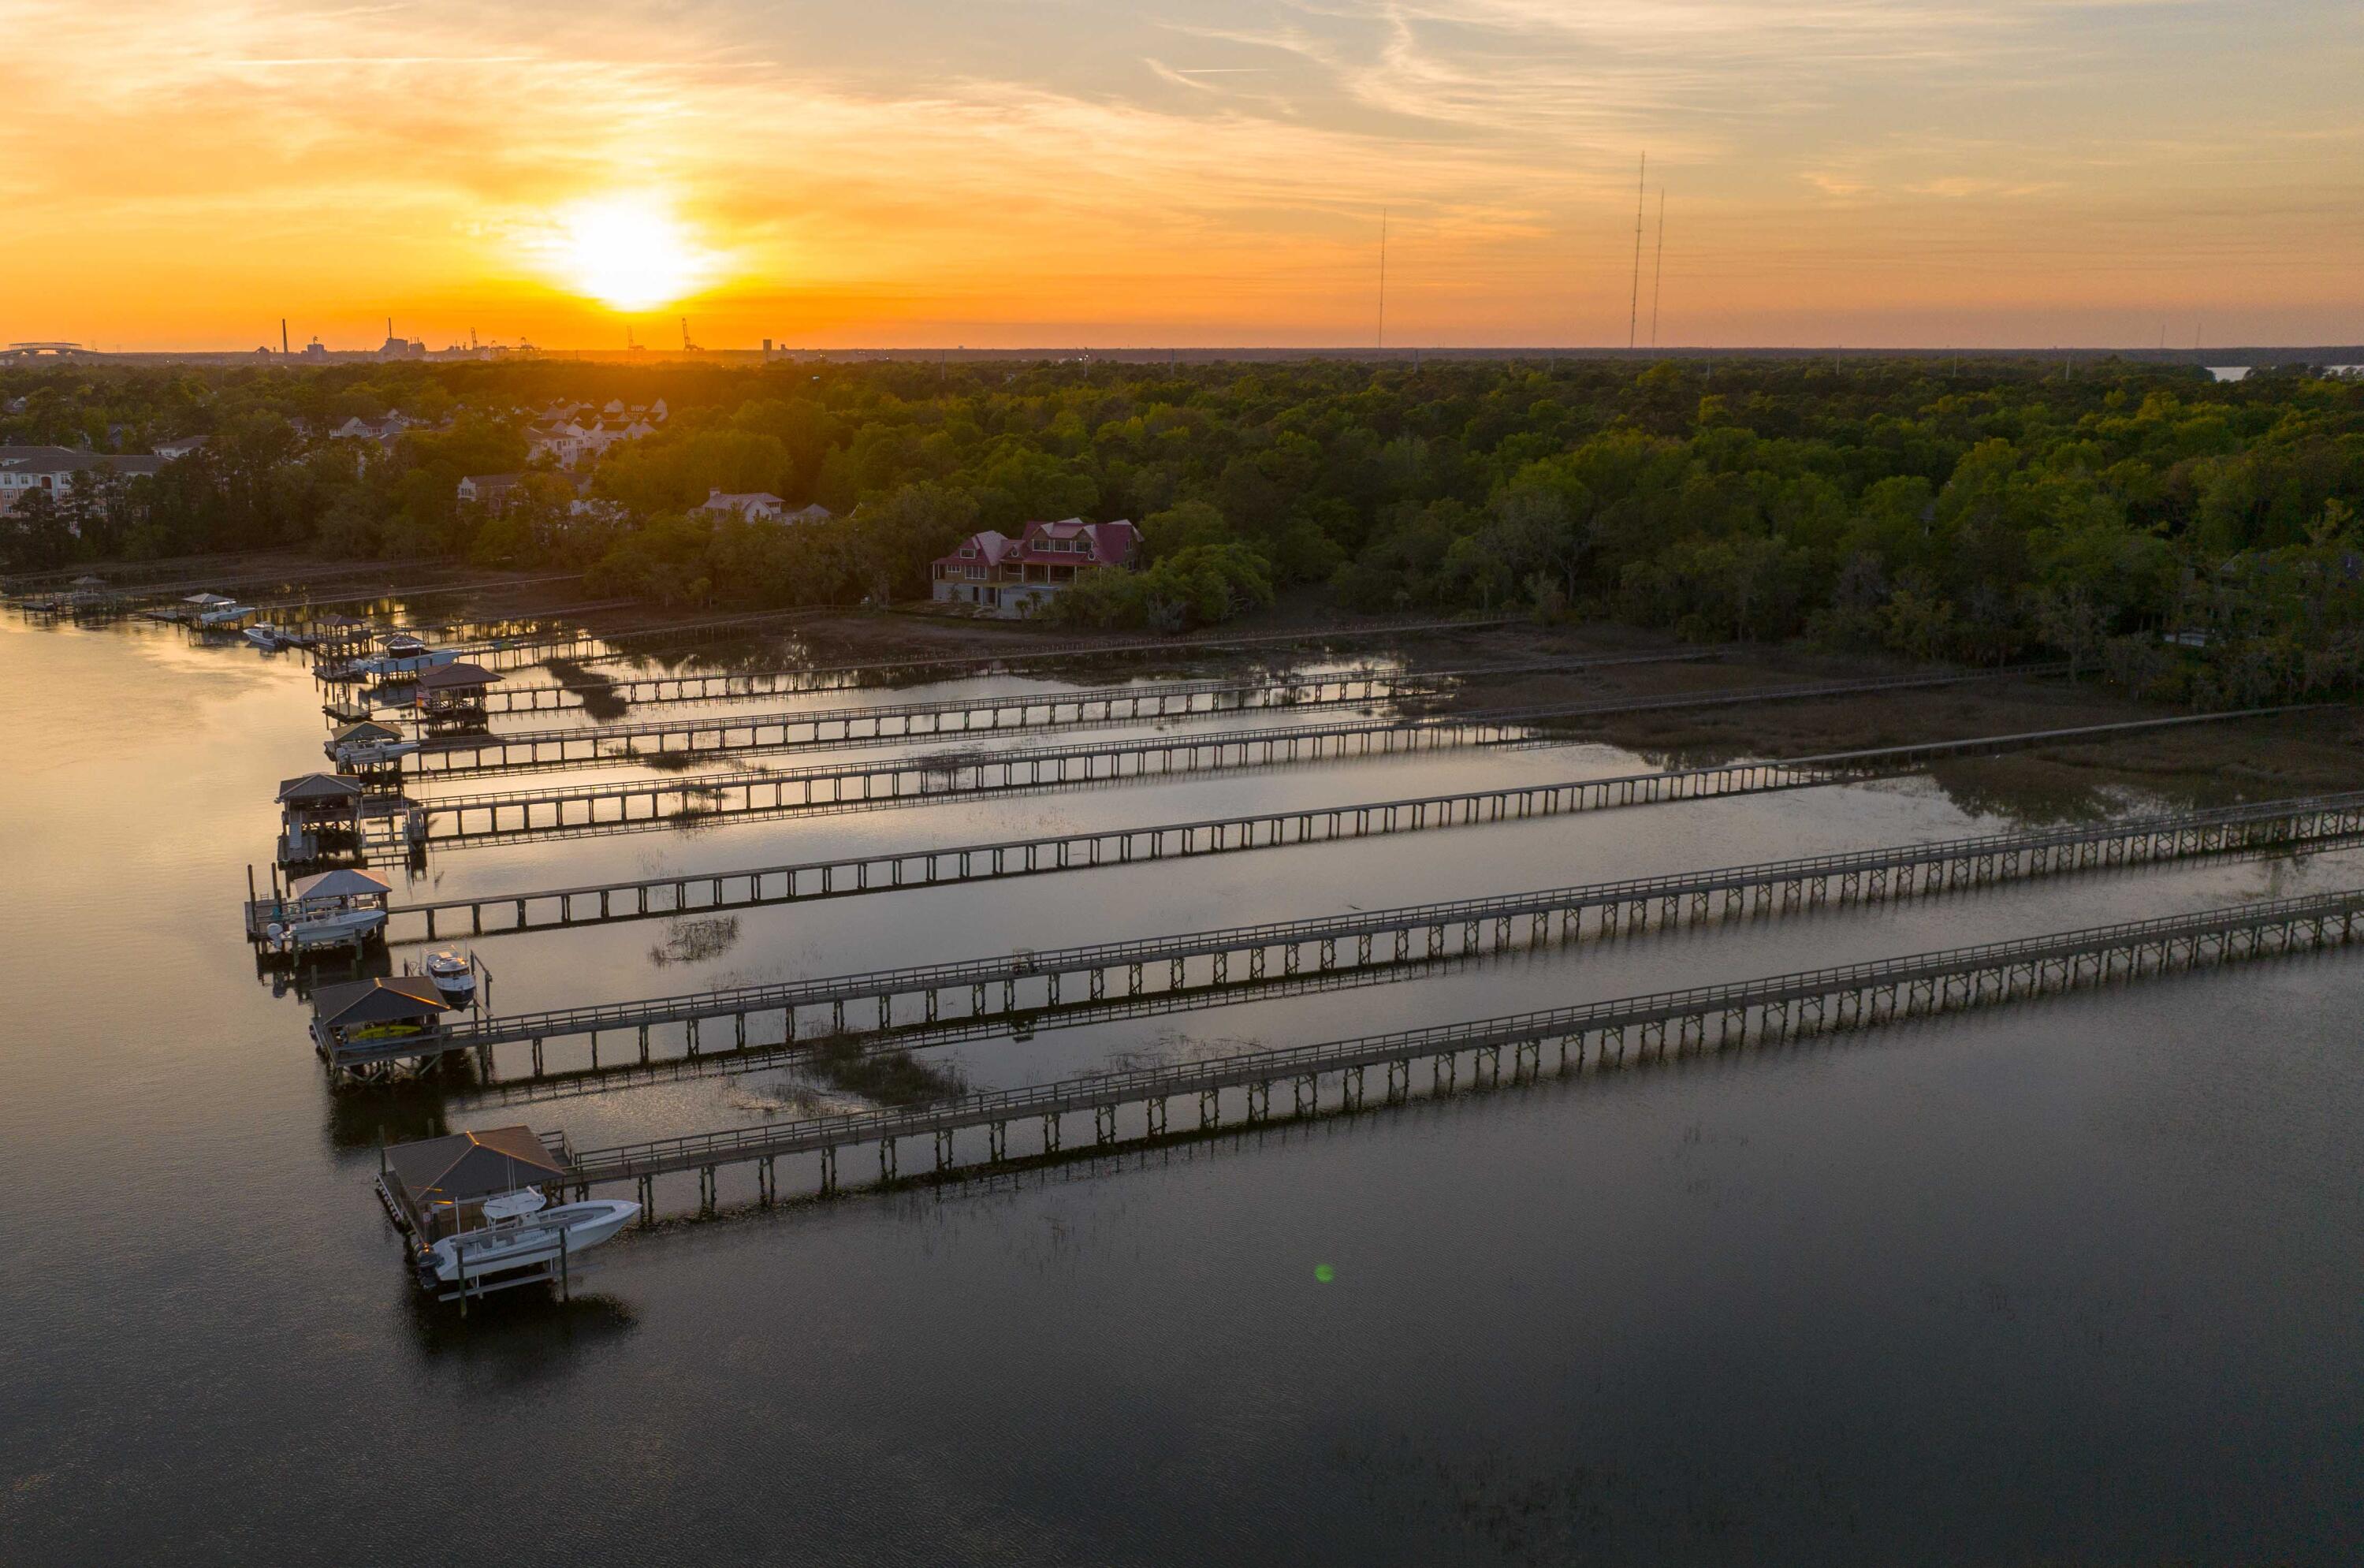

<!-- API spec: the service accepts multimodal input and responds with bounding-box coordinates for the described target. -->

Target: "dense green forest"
[6,356,2362,704]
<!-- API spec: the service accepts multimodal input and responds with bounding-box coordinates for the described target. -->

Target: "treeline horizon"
[5,355,2360,706]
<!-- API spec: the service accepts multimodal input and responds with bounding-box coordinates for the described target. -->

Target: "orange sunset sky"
[4,0,2358,352]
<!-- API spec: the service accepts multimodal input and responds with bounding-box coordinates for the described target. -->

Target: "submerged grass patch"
[649,916,739,966]
[542,655,631,721]
[797,1037,965,1108]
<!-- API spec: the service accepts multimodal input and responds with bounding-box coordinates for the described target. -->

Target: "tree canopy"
[7,354,2362,701]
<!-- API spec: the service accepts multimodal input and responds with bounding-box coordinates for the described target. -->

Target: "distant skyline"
[5,0,2358,351]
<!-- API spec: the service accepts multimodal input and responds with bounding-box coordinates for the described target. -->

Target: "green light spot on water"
[1314,1263,1336,1283]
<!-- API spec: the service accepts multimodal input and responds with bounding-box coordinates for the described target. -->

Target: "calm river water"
[2,613,2359,1565]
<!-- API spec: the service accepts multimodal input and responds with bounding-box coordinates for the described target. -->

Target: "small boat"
[356,647,458,678]
[326,736,419,768]
[265,904,388,954]
[424,948,477,1007]
[245,624,289,650]
[415,1188,641,1290]
[197,602,256,627]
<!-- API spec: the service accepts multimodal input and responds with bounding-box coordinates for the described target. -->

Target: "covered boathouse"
[378,1125,575,1244]
[274,772,367,865]
[413,661,501,728]
[309,974,450,1078]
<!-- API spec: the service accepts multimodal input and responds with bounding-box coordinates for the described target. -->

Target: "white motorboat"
[423,948,477,1007]
[416,1189,641,1288]
[266,904,388,954]
[326,736,419,768]
[356,647,458,678]
[244,623,289,650]
[197,602,257,627]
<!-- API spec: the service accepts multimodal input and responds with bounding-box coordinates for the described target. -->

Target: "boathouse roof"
[276,772,365,803]
[414,661,501,691]
[314,975,446,1028]
[289,867,392,901]
[328,720,405,744]
[383,1126,571,1210]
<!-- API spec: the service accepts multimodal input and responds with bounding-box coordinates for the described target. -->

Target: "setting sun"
[542,196,717,313]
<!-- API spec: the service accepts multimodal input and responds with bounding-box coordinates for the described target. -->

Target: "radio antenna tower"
[1376,207,1389,352]
[1626,153,1647,351]
[1649,190,1666,350]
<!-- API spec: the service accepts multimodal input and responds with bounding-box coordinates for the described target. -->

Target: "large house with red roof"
[930,517,1142,617]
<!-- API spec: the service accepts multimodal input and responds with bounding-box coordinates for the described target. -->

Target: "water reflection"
[12,610,2364,1564]
[401,1287,640,1365]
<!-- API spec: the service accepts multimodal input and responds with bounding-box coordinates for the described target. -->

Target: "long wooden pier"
[471,616,1531,713]
[233,571,589,622]
[379,667,2065,851]
[405,653,1693,776]
[385,709,2307,943]
[333,791,2364,1081]
[428,605,850,672]
[63,557,454,606]
[540,888,2364,1212]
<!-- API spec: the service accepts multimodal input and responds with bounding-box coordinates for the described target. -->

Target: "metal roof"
[288,867,392,901]
[276,772,364,803]
[415,661,501,690]
[314,975,447,1027]
[383,1126,570,1209]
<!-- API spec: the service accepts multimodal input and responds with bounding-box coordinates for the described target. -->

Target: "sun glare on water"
[543,196,718,311]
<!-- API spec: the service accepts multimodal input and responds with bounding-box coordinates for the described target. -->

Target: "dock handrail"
[422,789,2364,1052]
[559,887,2364,1182]
[403,665,2074,816]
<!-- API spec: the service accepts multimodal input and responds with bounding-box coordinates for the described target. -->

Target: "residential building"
[456,473,522,512]
[525,410,657,469]
[696,490,787,522]
[328,414,415,444]
[151,434,208,460]
[0,446,168,520]
[929,516,1141,617]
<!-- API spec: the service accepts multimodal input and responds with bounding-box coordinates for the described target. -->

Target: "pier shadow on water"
[400,1285,641,1364]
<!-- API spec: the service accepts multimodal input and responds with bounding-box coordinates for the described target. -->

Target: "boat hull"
[270,908,388,952]
[421,1200,640,1285]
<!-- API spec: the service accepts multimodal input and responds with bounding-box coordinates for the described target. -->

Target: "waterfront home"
[929,517,1141,617]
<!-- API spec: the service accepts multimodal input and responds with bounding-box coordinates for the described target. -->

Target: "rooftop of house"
[936,517,1141,569]
[0,445,169,478]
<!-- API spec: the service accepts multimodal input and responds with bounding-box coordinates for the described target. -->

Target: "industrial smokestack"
[281,319,289,356]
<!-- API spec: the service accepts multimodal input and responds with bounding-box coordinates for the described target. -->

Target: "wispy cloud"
[0,0,2353,347]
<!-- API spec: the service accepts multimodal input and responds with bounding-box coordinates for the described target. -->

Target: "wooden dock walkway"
[376,666,2067,851]
[404,653,1694,776]
[469,616,1531,713]
[541,888,2364,1212]
[235,571,588,623]
[385,708,2308,943]
[331,791,2364,1082]
[426,605,849,672]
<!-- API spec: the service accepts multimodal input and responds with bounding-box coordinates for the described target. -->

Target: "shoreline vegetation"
[6,355,2359,713]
